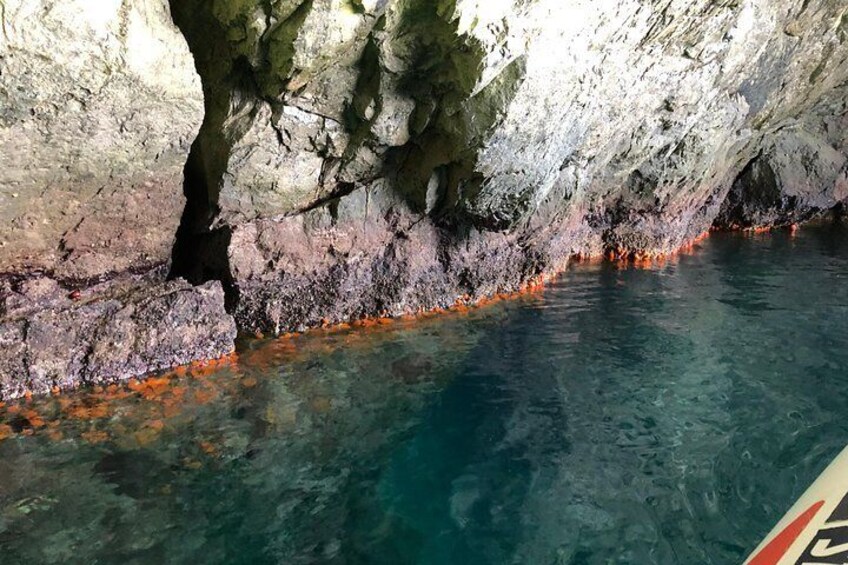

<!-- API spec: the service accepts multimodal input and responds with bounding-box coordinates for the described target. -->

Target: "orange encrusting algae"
[723,222,803,236]
[0,351,247,449]
[604,231,712,269]
[3,224,799,434]
[0,274,559,445]
[260,271,553,343]
[0,231,717,419]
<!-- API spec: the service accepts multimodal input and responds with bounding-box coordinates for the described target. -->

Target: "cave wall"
[1,0,848,395]
[170,0,848,333]
[719,83,848,227]
[0,0,202,280]
[0,0,236,398]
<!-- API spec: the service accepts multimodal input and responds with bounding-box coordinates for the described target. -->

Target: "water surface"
[1,225,847,564]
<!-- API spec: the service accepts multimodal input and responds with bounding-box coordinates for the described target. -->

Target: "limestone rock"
[719,86,848,227]
[0,0,236,394]
[169,0,848,333]
[0,0,203,281]
[4,0,848,380]
[0,280,237,399]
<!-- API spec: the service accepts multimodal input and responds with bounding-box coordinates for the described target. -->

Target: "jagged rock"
[0,0,238,393]
[169,0,848,333]
[0,323,29,399]
[228,183,600,333]
[719,85,848,227]
[0,280,237,399]
[171,0,848,227]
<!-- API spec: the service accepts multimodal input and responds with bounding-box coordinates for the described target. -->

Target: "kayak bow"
[746,447,848,565]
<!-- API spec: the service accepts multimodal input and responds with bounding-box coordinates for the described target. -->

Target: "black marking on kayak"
[795,493,848,564]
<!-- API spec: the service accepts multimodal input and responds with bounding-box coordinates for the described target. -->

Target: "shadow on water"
[0,225,847,564]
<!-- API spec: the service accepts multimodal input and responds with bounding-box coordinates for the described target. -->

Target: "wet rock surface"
[228,184,600,334]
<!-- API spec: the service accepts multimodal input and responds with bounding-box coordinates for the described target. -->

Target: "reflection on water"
[1,225,847,564]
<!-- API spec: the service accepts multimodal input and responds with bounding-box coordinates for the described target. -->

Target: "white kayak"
[746,447,848,565]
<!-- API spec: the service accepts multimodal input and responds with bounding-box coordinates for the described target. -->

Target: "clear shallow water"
[1,226,848,564]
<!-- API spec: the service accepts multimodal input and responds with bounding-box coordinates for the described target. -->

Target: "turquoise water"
[1,225,847,564]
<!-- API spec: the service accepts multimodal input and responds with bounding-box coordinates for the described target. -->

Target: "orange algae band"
[8,229,721,405]
[606,231,711,266]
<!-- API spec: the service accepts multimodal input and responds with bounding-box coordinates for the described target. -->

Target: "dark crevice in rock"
[165,0,334,302]
[164,0,530,329]
[300,182,359,218]
[168,137,238,310]
[340,32,383,162]
[714,153,775,229]
[166,0,249,310]
[377,2,528,229]
[157,0,848,339]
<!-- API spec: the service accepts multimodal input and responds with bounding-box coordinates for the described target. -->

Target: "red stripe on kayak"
[748,500,825,565]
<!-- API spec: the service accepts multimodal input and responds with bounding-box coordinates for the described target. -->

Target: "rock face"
[170,0,848,334]
[2,0,848,394]
[0,279,236,399]
[0,0,234,397]
[0,0,202,280]
[719,84,848,227]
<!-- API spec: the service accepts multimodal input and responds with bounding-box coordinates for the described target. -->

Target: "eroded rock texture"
[169,0,848,334]
[719,84,848,227]
[0,0,235,397]
[0,0,202,280]
[0,279,236,399]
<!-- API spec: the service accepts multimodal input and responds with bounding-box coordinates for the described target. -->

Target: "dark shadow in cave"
[165,0,261,312]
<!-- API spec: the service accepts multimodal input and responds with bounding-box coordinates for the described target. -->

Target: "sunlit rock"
[2,0,848,389]
[169,0,848,333]
[0,0,203,280]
